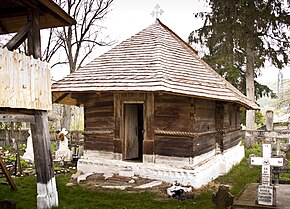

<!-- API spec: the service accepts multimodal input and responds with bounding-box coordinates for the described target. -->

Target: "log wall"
[154,94,217,157]
[154,94,192,132]
[222,103,241,150]
[82,92,242,158]
[83,93,114,151]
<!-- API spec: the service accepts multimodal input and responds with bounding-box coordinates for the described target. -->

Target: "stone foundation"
[77,142,244,188]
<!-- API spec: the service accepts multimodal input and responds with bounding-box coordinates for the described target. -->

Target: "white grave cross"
[249,143,284,206]
[250,144,284,185]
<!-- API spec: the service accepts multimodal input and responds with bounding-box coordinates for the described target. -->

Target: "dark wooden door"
[124,104,139,160]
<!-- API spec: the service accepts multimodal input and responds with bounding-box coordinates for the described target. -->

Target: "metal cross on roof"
[151,4,164,19]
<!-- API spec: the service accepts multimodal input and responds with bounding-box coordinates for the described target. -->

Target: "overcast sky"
[51,0,289,86]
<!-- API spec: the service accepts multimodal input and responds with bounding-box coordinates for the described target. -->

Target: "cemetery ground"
[1,144,287,209]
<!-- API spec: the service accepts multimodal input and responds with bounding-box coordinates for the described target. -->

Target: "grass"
[0,145,264,209]
[0,174,212,209]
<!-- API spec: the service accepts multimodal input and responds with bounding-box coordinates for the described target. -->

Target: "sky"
[51,0,289,86]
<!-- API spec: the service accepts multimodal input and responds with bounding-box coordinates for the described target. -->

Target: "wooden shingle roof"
[52,19,258,109]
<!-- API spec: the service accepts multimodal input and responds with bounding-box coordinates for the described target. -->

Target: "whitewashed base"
[78,143,244,188]
[37,177,58,209]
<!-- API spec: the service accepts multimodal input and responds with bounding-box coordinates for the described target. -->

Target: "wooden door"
[124,104,139,159]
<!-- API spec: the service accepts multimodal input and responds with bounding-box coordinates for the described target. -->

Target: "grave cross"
[151,4,164,19]
[249,143,284,206]
[249,144,284,185]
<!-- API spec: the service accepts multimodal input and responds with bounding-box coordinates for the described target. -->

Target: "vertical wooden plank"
[23,52,30,108]
[143,93,154,154]
[30,56,35,109]
[45,62,52,110]
[114,93,122,153]
[15,51,20,107]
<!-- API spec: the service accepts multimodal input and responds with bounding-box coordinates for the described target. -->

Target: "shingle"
[52,19,258,109]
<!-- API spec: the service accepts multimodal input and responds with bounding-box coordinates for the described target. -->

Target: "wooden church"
[52,19,258,187]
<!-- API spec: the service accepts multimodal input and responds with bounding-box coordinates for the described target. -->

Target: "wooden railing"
[0,47,52,110]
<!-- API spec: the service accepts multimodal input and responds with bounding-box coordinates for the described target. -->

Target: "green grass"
[216,143,261,195]
[0,174,212,209]
[0,145,263,209]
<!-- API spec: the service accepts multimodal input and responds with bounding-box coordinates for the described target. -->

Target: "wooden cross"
[151,4,164,19]
[249,144,284,185]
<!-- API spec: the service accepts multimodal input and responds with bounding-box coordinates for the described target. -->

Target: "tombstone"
[266,110,274,131]
[248,143,284,206]
[212,185,234,209]
[55,128,71,162]
[22,130,34,162]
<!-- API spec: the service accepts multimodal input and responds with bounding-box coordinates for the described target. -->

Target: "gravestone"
[266,110,274,131]
[212,185,234,209]
[22,130,34,162]
[248,143,284,206]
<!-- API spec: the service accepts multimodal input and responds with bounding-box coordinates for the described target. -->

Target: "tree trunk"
[245,37,256,148]
[61,105,71,131]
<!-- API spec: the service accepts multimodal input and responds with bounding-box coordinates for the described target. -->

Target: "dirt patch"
[69,172,199,201]
[72,173,169,191]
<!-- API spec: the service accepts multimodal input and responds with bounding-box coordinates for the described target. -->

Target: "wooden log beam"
[54,93,70,103]
[31,111,58,208]
[0,114,35,124]
[5,22,31,50]
[27,8,41,59]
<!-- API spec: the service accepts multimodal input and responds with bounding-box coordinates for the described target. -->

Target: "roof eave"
[38,0,76,26]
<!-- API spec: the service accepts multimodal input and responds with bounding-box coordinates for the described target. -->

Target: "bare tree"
[43,0,114,130]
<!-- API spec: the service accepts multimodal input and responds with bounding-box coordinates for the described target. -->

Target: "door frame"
[121,101,144,161]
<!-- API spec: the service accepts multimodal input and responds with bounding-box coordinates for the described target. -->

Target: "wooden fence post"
[31,111,58,209]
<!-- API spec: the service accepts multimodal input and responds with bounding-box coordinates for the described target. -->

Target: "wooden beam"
[5,22,31,50]
[71,93,87,106]
[30,110,58,208]
[38,0,76,26]
[27,8,41,59]
[54,93,70,103]
[0,157,17,191]
[0,114,35,124]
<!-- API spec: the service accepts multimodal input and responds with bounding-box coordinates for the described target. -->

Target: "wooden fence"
[0,47,52,110]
